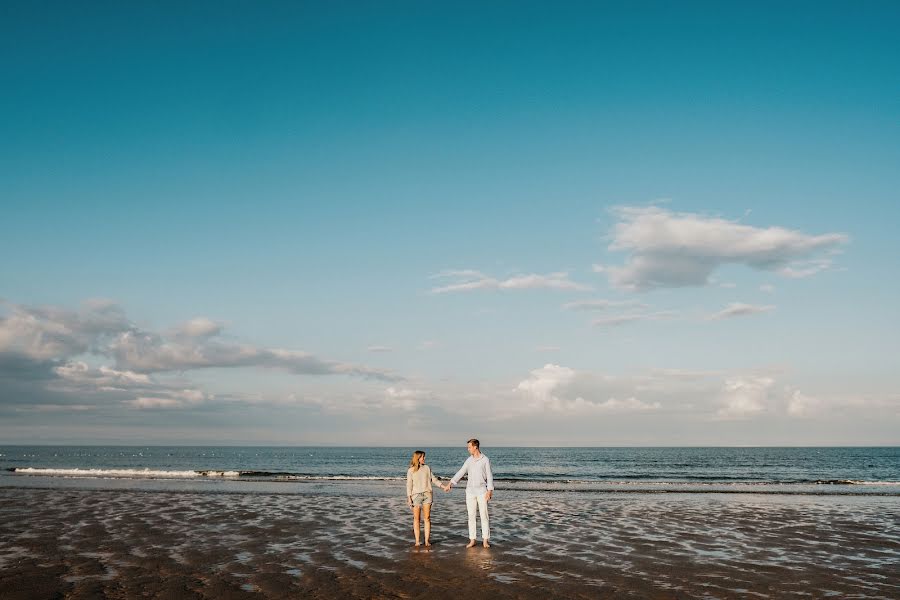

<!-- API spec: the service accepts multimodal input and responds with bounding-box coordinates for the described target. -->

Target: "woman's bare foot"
[424,541,431,547]
[415,542,421,547]
[466,539,476,548]
[483,540,490,548]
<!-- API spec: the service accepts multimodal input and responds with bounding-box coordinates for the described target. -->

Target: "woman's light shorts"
[411,492,433,507]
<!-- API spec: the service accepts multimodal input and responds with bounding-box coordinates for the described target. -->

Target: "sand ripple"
[0,487,897,599]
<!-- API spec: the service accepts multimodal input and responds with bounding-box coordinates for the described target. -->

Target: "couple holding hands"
[405,438,494,548]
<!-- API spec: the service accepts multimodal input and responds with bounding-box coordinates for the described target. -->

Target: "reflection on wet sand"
[1,487,898,599]
[463,546,494,572]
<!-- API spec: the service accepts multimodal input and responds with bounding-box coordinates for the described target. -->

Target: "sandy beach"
[1,485,898,599]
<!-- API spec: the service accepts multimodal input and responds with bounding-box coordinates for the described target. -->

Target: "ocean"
[2,445,898,495]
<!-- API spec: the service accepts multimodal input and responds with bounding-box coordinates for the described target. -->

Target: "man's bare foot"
[415,542,421,547]
[466,539,476,548]
[483,540,490,548]
[425,541,431,547]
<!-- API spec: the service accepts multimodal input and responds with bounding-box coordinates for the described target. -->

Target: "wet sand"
[1,486,898,599]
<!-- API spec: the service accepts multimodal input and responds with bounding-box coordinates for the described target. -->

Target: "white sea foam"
[7,468,896,488]
[294,475,403,481]
[9,468,400,481]
[848,480,900,486]
[198,470,242,477]
[12,468,240,479]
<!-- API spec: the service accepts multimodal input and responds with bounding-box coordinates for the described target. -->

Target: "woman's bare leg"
[423,503,432,546]
[412,505,421,546]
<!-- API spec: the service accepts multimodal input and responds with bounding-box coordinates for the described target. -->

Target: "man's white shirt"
[450,454,494,497]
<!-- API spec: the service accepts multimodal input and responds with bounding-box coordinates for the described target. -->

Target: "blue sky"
[1,1,898,445]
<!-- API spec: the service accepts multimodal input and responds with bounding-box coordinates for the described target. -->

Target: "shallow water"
[1,486,898,599]
[3,445,899,496]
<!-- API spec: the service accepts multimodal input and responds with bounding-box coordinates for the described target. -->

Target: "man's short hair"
[467,438,480,449]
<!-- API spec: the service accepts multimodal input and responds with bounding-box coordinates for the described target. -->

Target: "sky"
[1,1,898,445]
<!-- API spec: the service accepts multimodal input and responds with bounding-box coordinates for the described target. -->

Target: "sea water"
[2,446,897,495]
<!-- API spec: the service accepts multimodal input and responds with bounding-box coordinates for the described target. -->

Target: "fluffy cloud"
[717,376,775,419]
[0,299,402,413]
[509,365,859,424]
[128,397,185,409]
[778,259,834,279]
[429,270,591,294]
[0,300,399,382]
[514,364,662,414]
[51,361,213,410]
[786,390,822,417]
[125,387,211,410]
[0,350,213,414]
[54,361,152,389]
[110,332,399,381]
[282,385,431,414]
[592,310,677,328]
[708,303,776,320]
[562,299,646,311]
[711,375,861,422]
[600,206,848,291]
[172,317,223,339]
[0,299,129,360]
[384,386,429,411]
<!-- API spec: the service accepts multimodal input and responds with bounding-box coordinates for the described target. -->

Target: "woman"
[406,450,442,547]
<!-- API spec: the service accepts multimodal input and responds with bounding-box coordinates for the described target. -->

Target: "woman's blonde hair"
[409,450,426,472]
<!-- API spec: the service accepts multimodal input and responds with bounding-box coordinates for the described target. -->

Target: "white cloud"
[715,379,875,421]
[23,404,97,413]
[0,298,404,416]
[645,368,721,382]
[55,362,151,388]
[384,386,429,411]
[592,310,677,328]
[588,397,661,412]
[0,300,400,383]
[0,300,129,360]
[514,364,661,414]
[601,206,848,291]
[111,327,400,383]
[516,363,576,399]
[562,299,645,311]
[173,317,223,339]
[717,376,775,419]
[366,346,393,353]
[760,284,776,293]
[49,360,213,410]
[787,390,821,417]
[128,397,185,409]
[708,303,775,320]
[777,259,833,279]
[280,385,431,414]
[125,388,211,409]
[429,270,591,294]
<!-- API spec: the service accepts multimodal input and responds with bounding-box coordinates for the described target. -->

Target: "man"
[442,438,494,548]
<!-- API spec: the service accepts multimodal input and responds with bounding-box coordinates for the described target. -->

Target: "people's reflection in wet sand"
[463,546,494,572]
